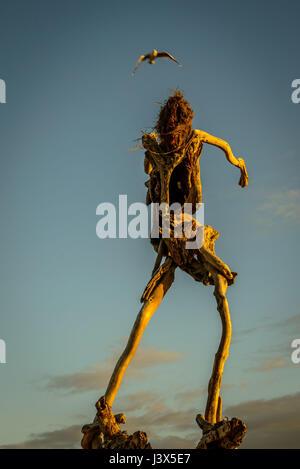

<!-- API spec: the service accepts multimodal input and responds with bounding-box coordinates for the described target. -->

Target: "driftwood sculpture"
[82,91,248,450]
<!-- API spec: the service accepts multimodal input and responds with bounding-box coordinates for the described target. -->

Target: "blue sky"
[0,0,299,448]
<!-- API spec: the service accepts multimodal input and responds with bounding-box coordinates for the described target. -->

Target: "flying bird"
[132,49,181,75]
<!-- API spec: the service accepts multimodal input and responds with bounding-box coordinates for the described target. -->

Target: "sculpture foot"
[81,396,152,449]
[195,414,247,450]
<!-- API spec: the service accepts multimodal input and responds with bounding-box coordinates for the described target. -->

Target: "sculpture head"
[155,90,194,152]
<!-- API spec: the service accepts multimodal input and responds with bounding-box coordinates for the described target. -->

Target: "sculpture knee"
[213,269,228,288]
[213,274,228,306]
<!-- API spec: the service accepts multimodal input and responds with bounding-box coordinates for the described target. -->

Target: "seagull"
[132,49,181,75]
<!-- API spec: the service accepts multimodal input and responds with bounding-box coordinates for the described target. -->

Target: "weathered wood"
[205,273,232,424]
[196,413,247,449]
[105,261,176,406]
[82,91,248,450]
[81,396,151,449]
[216,396,222,423]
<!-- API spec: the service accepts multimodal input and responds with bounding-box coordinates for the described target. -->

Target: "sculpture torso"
[145,130,204,210]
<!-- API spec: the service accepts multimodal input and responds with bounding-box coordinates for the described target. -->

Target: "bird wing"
[132,54,150,74]
[157,51,181,66]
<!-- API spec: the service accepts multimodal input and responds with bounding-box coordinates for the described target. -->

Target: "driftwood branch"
[81,396,151,449]
[105,259,176,406]
[81,260,176,450]
[81,92,249,449]
[196,413,247,449]
[196,272,247,448]
[205,273,232,424]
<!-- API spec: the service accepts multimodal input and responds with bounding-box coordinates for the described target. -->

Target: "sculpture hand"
[237,158,248,188]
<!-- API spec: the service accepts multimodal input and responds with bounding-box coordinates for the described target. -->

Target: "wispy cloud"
[117,391,159,412]
[3,391,300,449]
[250,356,289,372]
[258,189,300,224]
[45,343,184,394]
[1,425,81,449]
[174,388,206,406]
[0,391,200,449]
[174,383,234,407]
[45,363,111,394]
[270,314,300,332]
[225,392,300,448]
[0,424,198,450]
[125,402,198,434]
[234,314,300,339]
[235,314,300,372]
[149,432,198,449]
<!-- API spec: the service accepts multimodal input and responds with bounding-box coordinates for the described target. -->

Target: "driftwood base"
[81,396,246,450]
[196,414,247,449]
[81,396,151,449]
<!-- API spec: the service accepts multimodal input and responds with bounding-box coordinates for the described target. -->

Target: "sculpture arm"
[144,151,153,174]
[195,130,248,188]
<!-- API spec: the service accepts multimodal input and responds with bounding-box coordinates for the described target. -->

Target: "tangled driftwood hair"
[155,90,194,152]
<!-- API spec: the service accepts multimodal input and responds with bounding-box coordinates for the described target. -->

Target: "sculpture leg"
[105,262,175,407]
[205,272,232,424]
[199,247,233,282]
[81,260,176,449]
[192,263,247,449]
